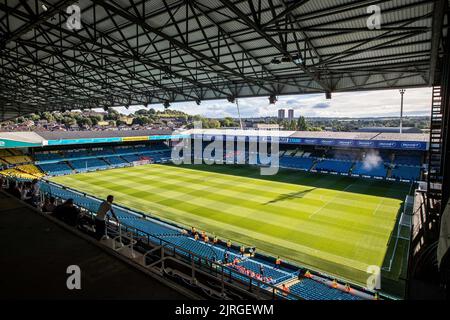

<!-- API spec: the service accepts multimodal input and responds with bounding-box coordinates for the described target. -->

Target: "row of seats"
[314,159,353,174]
[237,260,287,280]
[352,162,387,178]
[288,278,361,300]
[0,155,33,165]
[394,154,422,166]
[38,162,73,176]
[34,144,169,162]
[279,155,420,181]
[279,156,314,171]
[0,164,44,179]
[36,146,172,175]
[70,159,110,172]
[391,165,421,181]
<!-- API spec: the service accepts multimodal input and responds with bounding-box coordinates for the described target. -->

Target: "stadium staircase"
[427,86,443,216]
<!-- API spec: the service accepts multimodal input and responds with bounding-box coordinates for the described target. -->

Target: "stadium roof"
[0,0,448,120]
[0,128,429,142]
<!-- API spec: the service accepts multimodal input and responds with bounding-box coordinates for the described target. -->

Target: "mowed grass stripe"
[56,167,400,255]
[51,164,409,283]
[61,172,385,254]
[67,169,397,238]
[85,165,401,218]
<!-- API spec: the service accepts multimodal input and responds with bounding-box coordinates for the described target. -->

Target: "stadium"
[0,0,449,304]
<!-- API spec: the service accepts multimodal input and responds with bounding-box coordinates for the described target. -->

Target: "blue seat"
[352,162,387,178]
[391,165,421,181]
[39,162,72,175]
[279,156,314,170]
[289,279,362,300]
[314,159,353,174]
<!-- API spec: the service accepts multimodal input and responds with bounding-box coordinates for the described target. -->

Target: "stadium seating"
[121,154,142,163]
[352,162,387,178]
[1,155,33,165]
[394,154,422,166]
[70,159,109,172]
[91,147,116,157]
[0,164,44,179]
[390,165,421,181]
[34,152,63,161]
[326,150,360,161]
[64,150,91,158]
[288,279,362,300]
[8,149,23,156]
[0,149,12,157]
[279,156,315,171]
[237,259,288,282]
[314,159,353,174]
[39,162,73,176]
[104,156,129,167]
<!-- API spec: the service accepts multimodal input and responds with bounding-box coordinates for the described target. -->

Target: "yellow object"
[0,164,44,179]
[1,155,32,165]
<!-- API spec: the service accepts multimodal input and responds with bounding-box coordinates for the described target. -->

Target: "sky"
[112,87,432,119]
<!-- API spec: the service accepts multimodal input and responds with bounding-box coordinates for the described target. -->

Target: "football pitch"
[50,163,410,287]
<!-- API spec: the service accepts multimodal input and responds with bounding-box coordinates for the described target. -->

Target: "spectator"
[95,195,118,240]
[7,182,21,199]
[223,251,229,264]
[281,283,290,296]
[20,182,33,204]
[30,179,40,206]
[52,198,80,227]
[275,256,282,269]
[260,265,265,277]
[42,196,56,213]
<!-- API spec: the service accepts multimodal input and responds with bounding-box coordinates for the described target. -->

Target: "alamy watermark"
[66,265,81,290]
[367,5,382,30]
[66,4,82,30]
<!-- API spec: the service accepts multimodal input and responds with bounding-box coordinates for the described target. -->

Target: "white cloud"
[113,87,432,118]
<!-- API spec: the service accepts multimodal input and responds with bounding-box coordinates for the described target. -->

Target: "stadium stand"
[394,154,422,166]
[1,155,32,165]
[0,164,44,179]
[279,156,315,171]
[91,147,116,157]
[326,149,360,161]
[314,159,353,174]
[104,156,129,167]
[70,158,110,172]
[38,162,73,176]
[352,162,387,178]
[121,154,142,163]
[0,149,12,157]
[288,278,362,300]
[65,150,91,158]
[34,152,63,161]
[390,165,421,181]
[237,259,287,281]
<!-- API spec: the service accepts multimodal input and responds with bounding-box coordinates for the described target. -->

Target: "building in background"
[288,109,294,121]
[278,109,285,120]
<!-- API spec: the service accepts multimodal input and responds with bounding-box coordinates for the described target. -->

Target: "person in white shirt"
[95,195,119,240]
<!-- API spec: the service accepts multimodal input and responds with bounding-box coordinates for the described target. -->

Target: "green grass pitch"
[50,163,410,286]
